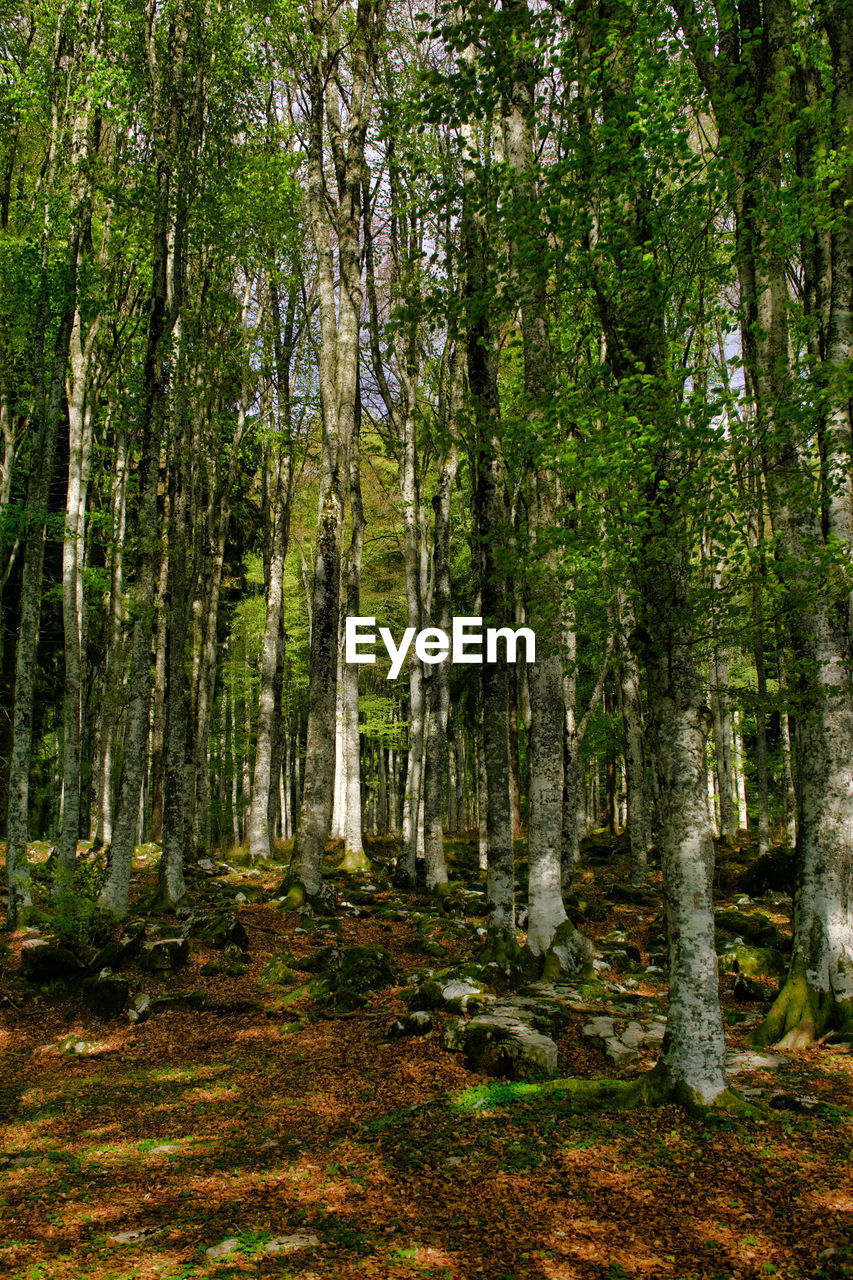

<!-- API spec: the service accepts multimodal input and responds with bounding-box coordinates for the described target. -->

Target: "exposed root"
[340,847,372,874]
[751,955,834,1049]
[519,1066,766,1118]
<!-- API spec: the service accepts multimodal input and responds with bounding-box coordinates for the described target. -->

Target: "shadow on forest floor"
[0,830,850,1280]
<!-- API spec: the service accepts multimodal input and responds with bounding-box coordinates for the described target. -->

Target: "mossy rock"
[715,910,789,950]
[408,938,448,959]
[81,970,130,1020]
[336,945,396,992]
[407,980,445,1012]
[260,954,300,986]
[280,945,396,1013]
[719,945,787,979]
[541,921,596,983]
[738,848,798,896]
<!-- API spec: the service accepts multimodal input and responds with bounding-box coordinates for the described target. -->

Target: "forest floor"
[0,835,851,1280]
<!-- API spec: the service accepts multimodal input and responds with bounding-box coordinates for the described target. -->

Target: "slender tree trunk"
[618,620,650,887]
[57,303,99,877]
[92,425,128,847]
[6,238,79,923]
[248,448,294,860]
[422,435,458,889]
[341,395,369,872]
[396,392,424,888]
[710,647,737,840]
[289,0,383,903]
[99,124,179,916]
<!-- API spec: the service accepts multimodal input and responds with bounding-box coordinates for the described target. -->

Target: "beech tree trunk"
[423,432,458,889]
[341,394,369,873]
[289,0,383,904]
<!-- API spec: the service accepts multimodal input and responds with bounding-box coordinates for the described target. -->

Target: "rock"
[82,970,130,1020]
[738,848,797,896]
[128,992,152,1023]
[59,1036,96,1055]
[393,1010,433,1037]
[21,939,83,982]
[90,921,146,973]
[264,1232,320,1254]
[733,973,775,1003]
[108,1226,165,1246]
[197,858,217,874]
[768,1092,820,1114]
[440,978,486,1013]
[461,1014,558,1080]
[329,945,396,996]
[491,996,571,1036]
[541,920,596,981]
[280,944,396,1013]
[407,980,445,1012]
[582,1017,616,1044]
[719,944,787,978]
[194,911,249,953]
[725,1050,785,1076]
[206,1238,240,1259]
[260,955,298,985]
[0,1152,43,1170]
[139,937,189,972]
[147,991,206,1015]
[642,1021,666,1044]
[620,1021,645,1048]
[440,1017,465,1052]
[605,1037,639,1067]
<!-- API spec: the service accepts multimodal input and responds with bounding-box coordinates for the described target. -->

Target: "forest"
[0,0,852,1277]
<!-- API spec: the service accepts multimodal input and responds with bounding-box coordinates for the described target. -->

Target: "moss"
[751,954,834,1048]
[259,956,299,986]
[340,847,372,874]
[280,882,306,911]
[718,945,788,978]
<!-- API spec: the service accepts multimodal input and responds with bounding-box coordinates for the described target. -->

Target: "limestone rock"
[128,992,152,1023]
[461,1014,558,1080]
[82,970,130,1021]
[264,1232,319,1254]
[582,1016,616,1045]
[206,1238,240,1259]
[733,973,775,1003]
[108,1226,165,1246]
[139,937,189,972]
[21,939,82,982]
[719,944,787,978]
[541,920,595,982]
[605,1037,639,1066]
[194,911,249,953]
[386,1010,434,1040]
[260,955,298,986]
[440,1017,465,1052]
[90,921,146,973]
[147,991,206,1015]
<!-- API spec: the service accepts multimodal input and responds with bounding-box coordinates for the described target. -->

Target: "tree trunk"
[618,623,650,887]
[422,435,458,889]
[57,308,99,878]
[341,394,369,873]
[288,0,382,904]
[710,647,737,840]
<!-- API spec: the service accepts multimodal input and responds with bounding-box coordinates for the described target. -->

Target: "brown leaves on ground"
[0,848,851,1280]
